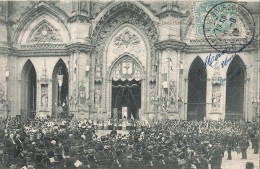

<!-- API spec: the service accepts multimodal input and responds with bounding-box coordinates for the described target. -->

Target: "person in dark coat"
[227,134,233,160]
[210,144,222,169]
[239,136,249,159]
[254,132,259,154]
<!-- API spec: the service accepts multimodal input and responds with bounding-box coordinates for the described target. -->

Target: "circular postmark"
[203,1,255,53]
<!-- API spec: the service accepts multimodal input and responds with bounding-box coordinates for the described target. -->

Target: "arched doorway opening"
[187,56,207,120]
[21,60,37,119]
[225,56,245,120]
[52,59,69,118]
[110,56,142,120]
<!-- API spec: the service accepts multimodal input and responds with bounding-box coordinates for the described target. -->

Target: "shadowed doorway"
[187,56,207,121]
[21,60,37,119]
[225,56,245,120]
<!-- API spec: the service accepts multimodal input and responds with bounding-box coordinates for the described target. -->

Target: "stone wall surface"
[0,0,258,121]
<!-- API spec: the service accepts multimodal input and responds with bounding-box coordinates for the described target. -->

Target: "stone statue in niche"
[212,73,221,85]
[80,1,88,12]
[0,83,4,104]
[79,83,86,105]
[169,81,177,109]
[41,87,48,109]
[95,89,101,108]
[212,91,221,108]
[161,88,168,111]
[72,0,76,12]
[0,2,5,15]
[96,66,101,79]
[150,85,155,110]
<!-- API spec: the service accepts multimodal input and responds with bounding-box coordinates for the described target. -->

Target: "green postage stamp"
[193,0,240,37]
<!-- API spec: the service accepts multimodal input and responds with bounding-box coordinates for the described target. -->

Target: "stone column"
[67,8,94,118]
[67,43,94,119]
[155,40,186,119]
[155,3,186,119]
[0,1,10,117]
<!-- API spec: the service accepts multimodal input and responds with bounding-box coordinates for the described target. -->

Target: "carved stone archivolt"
[92,2,158,79]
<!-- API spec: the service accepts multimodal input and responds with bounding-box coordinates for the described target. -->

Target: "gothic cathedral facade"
[0,1,259,121]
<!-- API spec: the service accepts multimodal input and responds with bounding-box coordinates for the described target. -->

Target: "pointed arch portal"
[187,57,207,121]
[225,56,245,120]
[21,60,37,118]
[52,59,69,118]
[110,55,143,120]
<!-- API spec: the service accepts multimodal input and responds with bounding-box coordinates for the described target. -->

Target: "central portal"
[112,79,141,120]
[109,55,143,120]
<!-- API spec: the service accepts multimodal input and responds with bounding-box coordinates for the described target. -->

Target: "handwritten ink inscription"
[204,34,258,69]
[218,64,253,86]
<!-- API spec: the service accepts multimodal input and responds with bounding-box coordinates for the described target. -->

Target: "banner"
[122,107,127,119]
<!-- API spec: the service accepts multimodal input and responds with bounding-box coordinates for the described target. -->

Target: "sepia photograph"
[0,0,259,168]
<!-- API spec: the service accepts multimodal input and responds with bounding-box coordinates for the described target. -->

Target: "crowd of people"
[0,116,259,169]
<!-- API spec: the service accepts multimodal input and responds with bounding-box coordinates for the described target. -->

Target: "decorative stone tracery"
[111,57,142,81]
[92,2,158,80]
[28,21,62,43]
[40,60,49,110]
[114,29,140,48]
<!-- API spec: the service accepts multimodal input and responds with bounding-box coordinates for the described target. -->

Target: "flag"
[169,58,173,71]
[131,113,134,120]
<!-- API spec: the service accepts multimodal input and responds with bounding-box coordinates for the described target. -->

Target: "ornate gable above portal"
[114,29,140,48]
[111,57,142,81]
[91,2,158,81]
[27,21,62,43]
[108,27,147,72]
